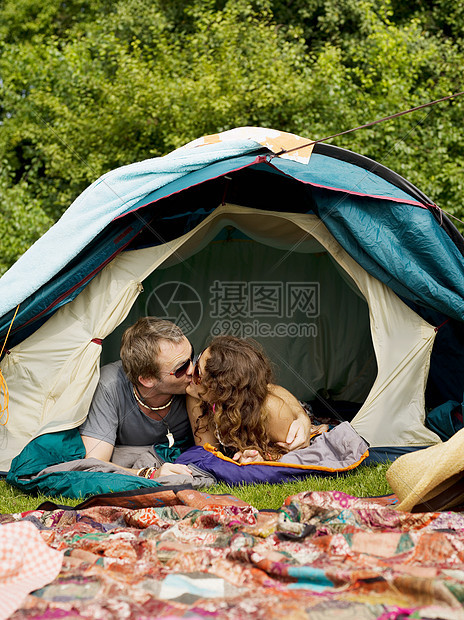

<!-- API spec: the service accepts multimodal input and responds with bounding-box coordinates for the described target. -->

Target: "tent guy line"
[271,89,464,158]
[265,93,464,274]
[267,90,464,263]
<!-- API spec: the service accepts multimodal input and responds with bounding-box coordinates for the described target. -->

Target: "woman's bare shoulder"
[267,384,302,408]
[262,385,294,441]
[264,385,307,443]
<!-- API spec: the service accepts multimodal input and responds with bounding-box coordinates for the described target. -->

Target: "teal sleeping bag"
[425,395,464,441]
[6,428,161,499]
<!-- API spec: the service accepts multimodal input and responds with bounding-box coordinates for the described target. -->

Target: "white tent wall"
[103,220,376,405]
[0,225,199,471]
[298,213,441,447]
[0,204,441,470]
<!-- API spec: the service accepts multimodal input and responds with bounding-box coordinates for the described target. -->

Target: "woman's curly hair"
[196,335,287,460]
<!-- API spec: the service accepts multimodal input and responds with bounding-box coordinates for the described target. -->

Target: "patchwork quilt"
[2,488,464,619]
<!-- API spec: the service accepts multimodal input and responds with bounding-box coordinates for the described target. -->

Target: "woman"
[186,335,319,462]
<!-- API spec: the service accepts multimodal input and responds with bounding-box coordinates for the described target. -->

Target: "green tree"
[0,0,463,275]
[0,173,52,274]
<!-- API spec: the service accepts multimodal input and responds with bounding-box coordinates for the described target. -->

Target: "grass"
[207,462,392,509]
[0,462,392,514]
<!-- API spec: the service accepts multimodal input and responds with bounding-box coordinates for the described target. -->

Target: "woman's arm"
[186,394,219,447]
[265,385,312,450]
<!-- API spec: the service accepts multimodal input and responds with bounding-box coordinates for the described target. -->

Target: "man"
[79,317,195,479]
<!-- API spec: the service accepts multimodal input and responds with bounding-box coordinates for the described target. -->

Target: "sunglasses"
[169,344,194,378]
[192,349,205,385]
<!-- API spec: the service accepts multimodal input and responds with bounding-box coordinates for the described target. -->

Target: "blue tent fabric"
[422,309,464,405]
[424,396,464,441]
[268,154,428,205]
[0,141,261,319]
[2,133,464,349]
[363,446,429,464]
[314,191,464,322]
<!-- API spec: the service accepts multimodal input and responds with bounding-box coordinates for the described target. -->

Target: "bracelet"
[137,466,157,478]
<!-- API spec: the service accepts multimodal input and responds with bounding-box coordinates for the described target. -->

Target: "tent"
[1,126,464,474]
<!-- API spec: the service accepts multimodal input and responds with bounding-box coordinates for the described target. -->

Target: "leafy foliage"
[0,173,52,274]
[0,0,463,274]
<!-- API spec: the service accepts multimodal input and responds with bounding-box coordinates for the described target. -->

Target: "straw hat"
[386,427,464,512]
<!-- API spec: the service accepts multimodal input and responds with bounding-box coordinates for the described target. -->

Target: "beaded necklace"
[132,386,175,447]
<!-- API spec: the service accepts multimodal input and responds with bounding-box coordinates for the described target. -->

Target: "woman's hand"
[232,449,265,464]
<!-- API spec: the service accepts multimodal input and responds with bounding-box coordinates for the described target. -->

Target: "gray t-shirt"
[79,361,193,447]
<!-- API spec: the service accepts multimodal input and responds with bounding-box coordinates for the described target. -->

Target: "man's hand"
[276,418,311,451]
[153,463,193,478]
[232,449,265,464]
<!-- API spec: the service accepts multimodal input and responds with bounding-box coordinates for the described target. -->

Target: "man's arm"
[81,434,134,472]
[80,435,114,462]
[80,434,192,478]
